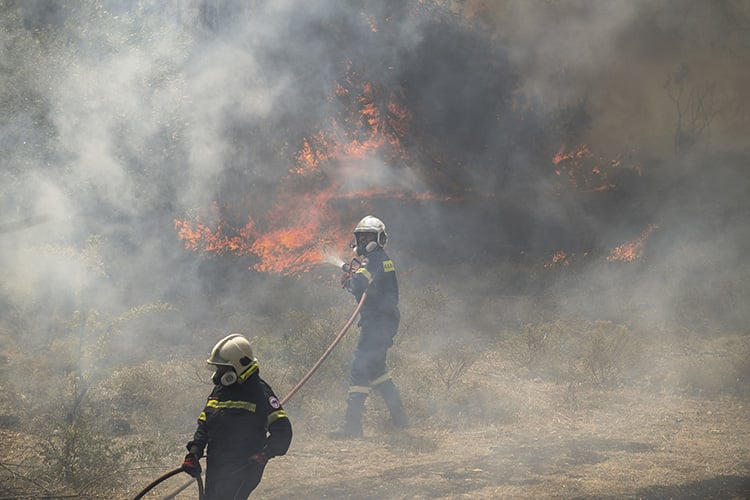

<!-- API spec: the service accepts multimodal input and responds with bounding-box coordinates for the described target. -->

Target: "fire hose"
[280,290,366,405]
[132,291,366,499]
[131,466,203,500]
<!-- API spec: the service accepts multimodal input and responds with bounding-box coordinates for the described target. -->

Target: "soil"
[5,314,750,499]
[128,369,750,499]
[253,392,750,499]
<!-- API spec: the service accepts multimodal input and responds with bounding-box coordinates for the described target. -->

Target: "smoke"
[1,0,749,405]
[2,3,750,497]
[481,1,750,153]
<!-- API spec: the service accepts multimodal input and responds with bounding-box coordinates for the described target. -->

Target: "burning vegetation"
[2,1,750,498]
[173,1,664,277]
[174,24,460,275]
[173,65,420,275]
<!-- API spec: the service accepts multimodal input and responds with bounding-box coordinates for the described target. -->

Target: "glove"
[340,271,352,288]
[249,451,268,466]
[182,453,201,477]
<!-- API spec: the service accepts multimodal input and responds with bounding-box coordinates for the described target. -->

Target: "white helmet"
[353,215,388,253]
[207,333,258,384]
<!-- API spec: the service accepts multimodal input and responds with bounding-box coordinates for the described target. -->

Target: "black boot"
[329,393,366,439]
[377,379,408,429]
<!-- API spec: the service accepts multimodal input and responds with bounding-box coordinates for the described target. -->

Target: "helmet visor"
[355,232,376,245]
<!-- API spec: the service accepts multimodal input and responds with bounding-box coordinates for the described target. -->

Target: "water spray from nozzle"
[323,252,345,269]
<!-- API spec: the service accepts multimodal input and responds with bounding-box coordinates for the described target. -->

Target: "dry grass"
[2,261,750,498]
[114,323,750,499]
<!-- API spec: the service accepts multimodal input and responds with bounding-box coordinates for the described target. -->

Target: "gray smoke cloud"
[2,3,749,497]
[1,0,748,367]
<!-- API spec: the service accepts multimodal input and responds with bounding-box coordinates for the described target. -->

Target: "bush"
[96,359,207,436]
[516,319,643,387]
[671,335,750,397]
[399,284,448,339]
[38,416,128,493]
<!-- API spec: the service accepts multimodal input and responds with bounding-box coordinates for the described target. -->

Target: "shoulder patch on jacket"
[383,260,395,272]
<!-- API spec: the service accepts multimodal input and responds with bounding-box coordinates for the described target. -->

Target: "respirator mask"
[212,365,238,386]
[350,234,378,256]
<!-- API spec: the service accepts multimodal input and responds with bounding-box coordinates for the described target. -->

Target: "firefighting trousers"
[204,460,265,500]
[348,320,398,390]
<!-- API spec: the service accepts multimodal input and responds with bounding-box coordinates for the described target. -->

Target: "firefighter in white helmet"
[331,215,408,439]
[181,333,292,499]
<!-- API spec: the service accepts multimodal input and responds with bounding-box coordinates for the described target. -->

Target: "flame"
[332,74,412,162]
[175,194,351,276]
[553,143,590,166]
[292,132,333,175]
[544,250,572,267]
[543,250,589,268]
[248,191,347,275]
[552,143,641,192]
[607,224,659,262]
[175,67,448,276]
[175,207,258,255]
[545,223,658,267]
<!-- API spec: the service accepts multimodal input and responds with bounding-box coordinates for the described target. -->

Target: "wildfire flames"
[177,101,655,275]
[542,144,655,268]
[607,223,659,262]
[544,250,573,268]
[553,143,642,192]
[175,65,447,276]
[543,223,659,268]
[174,8,656,277]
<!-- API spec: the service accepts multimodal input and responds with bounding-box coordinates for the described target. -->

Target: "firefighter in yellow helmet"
[331,215,408,439]
[181,333,292,499]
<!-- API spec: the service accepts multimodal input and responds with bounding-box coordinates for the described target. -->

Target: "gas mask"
[212,365,238,386]
[351,234,378,256]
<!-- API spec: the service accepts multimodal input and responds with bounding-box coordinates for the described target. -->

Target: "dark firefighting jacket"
[186,370,292,466]
[346,247,399,325]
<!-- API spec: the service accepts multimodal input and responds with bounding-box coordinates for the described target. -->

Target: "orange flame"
[543,250,590,268]
[292,132,333,175]
[175,207,258,255]
[552,143,641,192]
[175,70,446,276]
[544,250,572,268]
[607,224,659,262]
[175,194,351,276]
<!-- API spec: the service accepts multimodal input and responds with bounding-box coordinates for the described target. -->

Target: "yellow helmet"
[207,333,258,384]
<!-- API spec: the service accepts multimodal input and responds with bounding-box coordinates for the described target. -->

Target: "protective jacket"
[186,371,292,498]
[187,372,291,461]
[346,247,399,325]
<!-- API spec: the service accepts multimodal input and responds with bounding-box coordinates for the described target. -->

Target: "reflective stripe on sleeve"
[206,399,257,412]
[267,409,288,426]
[355,267,373,284]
